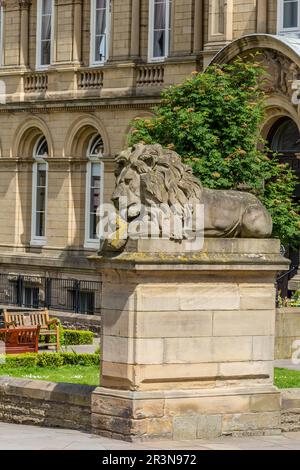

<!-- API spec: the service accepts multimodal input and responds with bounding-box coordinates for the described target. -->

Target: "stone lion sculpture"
[101,143,272,253]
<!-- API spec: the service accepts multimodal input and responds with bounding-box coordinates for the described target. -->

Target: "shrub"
[39,323,93,346]
[129,60,300,247]
[39,318,65,345]
[63,329,94,346]
[0,352,100,368]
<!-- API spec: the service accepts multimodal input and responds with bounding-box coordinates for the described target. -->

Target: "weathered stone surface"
[0,377,93,431]
[147,417,173,439]
[92,414,147,437]
[197,415,222,439]
[92,237,287,440]
[101,144,273,254]
[275,308,300,360]
[213,310,274,336]
[173,416,198,440]
[250,393,281,412]
[222,412,281,432]
[165,394,251,416]
[252,336,274,361]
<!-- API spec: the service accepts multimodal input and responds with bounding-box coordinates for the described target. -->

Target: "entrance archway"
[210,34,300,294]
[268,117,300,269]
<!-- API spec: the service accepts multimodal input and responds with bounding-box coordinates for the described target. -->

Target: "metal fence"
[276,265,298,307]
[0,273,101,315]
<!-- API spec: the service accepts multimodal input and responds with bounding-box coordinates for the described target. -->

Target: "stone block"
[250,393,281,412]
[91,414,147,437]
[239,286,275,310]
[102,336,164,364]
[179,284,240,311]
[136,310,213,338]
[213,310,274,336]
[147,417,173,439]
[173,416,198,440]
[222,411,281,432]
[197,415,222,439]
[252,336,274,361]
[218,361,273,380]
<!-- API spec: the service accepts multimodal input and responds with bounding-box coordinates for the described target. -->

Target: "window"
[31,136,48,246]
[270,118,300,153]
[85,134,104,248]
[278,0,300,33]
[36,0,54,68]
[90,0,110,65]
[23,287,40,308]
[149,0,172,61]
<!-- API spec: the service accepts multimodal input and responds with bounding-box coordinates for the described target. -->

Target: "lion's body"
[104,144,273,252]
[202,188,272,238]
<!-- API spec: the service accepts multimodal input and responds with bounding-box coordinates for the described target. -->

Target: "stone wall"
[275,308,300,360]
[281,389,300,432]
[0,376,300,439]
[0,377,95,431]
[49,311,101,336]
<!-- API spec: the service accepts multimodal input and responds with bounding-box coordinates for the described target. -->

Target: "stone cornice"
[0,96,160,113]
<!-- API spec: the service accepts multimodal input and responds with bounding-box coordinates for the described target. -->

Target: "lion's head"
[112,143,203,218]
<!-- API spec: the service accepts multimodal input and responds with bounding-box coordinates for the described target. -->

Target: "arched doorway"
[268,117,300,294]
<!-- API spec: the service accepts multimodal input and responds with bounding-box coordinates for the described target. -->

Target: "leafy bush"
[63,330,94,346]
[129,60,300,247]
[39,318,64,345]
[0,352,100,368]
[39,322,93,346]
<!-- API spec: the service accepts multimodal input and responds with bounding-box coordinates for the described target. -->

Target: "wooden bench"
[0,326,40,354]
[3,309,60,351]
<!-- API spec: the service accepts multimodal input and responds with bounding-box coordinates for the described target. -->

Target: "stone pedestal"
[91,239,289,441]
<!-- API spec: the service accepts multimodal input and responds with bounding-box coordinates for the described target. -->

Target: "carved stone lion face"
[112,143,203,221]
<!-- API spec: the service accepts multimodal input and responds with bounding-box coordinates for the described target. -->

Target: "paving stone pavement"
[2,423,300,450]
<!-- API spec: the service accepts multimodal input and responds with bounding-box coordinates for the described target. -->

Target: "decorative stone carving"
[242,48,300,99]
[19,0,31,8]
[101,143,273,253]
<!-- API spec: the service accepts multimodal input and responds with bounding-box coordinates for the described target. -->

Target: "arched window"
[85,134,104,248]
[269,118,300,153]
[31,136,48,245]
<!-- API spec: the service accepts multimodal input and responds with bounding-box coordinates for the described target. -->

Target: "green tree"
[129,60,300,247]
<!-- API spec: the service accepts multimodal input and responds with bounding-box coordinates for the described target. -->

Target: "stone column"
[19,0,31,67]
[130,0,140,59]
[257,0,268,33]
[193,0,203,53]
[73,0,82,64]
[91,238,289,441]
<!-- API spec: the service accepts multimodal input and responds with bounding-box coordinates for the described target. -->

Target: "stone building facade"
[0,0,298,313]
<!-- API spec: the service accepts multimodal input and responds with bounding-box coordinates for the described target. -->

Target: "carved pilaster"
[73,0,82,63]
[19,0,31,66]
[193,0,203,53]
[19,0,31,9]
[130,0,140,58]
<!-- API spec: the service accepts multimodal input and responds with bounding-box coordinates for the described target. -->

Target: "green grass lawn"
[274,368,300,389]
[0,365,99,386]
[0,366,298,389]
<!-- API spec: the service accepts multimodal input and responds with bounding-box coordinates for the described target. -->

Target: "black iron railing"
[276,265,298,307]
[0,273,101,315]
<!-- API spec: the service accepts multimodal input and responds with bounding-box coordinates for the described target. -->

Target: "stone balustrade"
[24,72,48,93]
[136,64,165,87]
[77,69,104,89]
